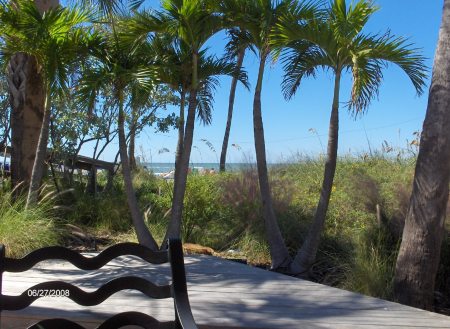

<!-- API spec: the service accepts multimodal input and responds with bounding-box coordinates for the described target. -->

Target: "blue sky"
[87,0,444,164]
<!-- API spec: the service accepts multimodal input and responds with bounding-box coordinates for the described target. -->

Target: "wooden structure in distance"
[0,144,117,195]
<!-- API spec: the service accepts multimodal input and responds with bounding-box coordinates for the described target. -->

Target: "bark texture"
[7,54,45,194]
[128,109,137,171]
[118,97,159,251]
[291,71,341,275]
[220,49,245,172]
[393,0,450,310]
[253,55,291,270]
[25,94,50,208]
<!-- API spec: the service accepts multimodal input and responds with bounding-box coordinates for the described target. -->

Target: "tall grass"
[0,187,60,257]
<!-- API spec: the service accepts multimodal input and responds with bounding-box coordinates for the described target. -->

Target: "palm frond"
[196,86,213,125]
[348,55,383,114]
[363,33,428,96]
[224,28,256,60]
[330,0,378,47]
[76,65,113,114]
[281,41,332,100]
[75,0,143,18]
[206,54,248,86]
[120,9,165,48]
[0,0,92,98]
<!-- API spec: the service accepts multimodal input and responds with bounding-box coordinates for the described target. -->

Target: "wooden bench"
[0,239,198,329]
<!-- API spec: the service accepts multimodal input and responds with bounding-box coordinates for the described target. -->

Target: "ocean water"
[142,162,254,174]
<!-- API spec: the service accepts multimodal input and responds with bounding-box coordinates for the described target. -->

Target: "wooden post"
[87,166,97,196]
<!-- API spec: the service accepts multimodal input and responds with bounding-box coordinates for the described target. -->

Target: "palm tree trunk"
[26,90,51,208]
[7,53,45,196]
[291,71,341,275]
[164,89,197,245]
[172,91,186,202]
[163,52,199,246]
[393,0,450,310]
[128,108,137,171]
[253,54,291,270]
[7,0,58,196]
[118,92,158,250]
[169,90,189,242]
[220,49,245,172]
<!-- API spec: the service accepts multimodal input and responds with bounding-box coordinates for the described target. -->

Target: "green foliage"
[147,173,229,245]
[341,224,399,299]
[0,0,92,97]
[0,189,59,258]
[64,173,132,232]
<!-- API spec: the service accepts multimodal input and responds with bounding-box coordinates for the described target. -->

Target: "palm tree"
[219,28,254,172]
[77,24,160,250]
[274,0,427,275]
[126,0,226,244]
[5,0,58,195]
[218,0,318,269]
[146,36,248,244]
[0,0,92,207]
[126,82,159,171]
[144,37,193,216]
[394,0,450,311]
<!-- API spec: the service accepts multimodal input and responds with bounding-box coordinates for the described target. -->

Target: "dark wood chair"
[0,239,198,329]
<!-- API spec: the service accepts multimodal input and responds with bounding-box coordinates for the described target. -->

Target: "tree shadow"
[3,254,450,329]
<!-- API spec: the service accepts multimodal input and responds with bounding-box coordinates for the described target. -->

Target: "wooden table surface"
[2,253,450,329]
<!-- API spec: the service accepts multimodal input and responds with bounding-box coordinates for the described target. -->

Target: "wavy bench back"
[0,239,198,329]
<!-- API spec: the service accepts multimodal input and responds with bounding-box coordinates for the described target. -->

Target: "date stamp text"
[27,289,70,298]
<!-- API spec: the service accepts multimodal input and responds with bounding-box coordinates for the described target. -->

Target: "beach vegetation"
[273,0,427,275]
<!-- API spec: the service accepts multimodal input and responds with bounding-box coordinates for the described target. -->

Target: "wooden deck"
[2,253,450,329]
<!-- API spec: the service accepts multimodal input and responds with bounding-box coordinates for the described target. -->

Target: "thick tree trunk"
[7,0,58,195]
[128,109,137,171]
[253,54,291,270]
[393,1,450,310]
[118,95,158,250]
[164,89,197,245]
[26,92,51,208]
[291,71,341,275]
[220,49,245,172]
[7,53,45,195]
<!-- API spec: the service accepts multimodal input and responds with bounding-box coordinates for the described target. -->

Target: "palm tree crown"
[0,0,91,96]
[275,0,427,112]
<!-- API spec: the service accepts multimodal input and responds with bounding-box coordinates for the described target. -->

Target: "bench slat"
[2,276,171,310]
[28,312,175,329]
[0,240,198,329]
[3,243,168,272]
